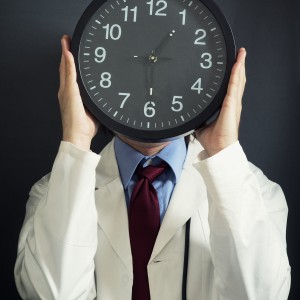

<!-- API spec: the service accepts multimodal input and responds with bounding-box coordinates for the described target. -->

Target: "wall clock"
[72,0,235,141]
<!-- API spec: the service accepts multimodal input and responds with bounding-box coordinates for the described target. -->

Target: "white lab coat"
[14,138,291,300]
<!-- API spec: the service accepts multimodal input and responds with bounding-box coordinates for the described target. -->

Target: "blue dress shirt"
[114,137,187,221]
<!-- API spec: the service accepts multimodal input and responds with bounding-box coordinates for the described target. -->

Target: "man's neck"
[117,134,171,156]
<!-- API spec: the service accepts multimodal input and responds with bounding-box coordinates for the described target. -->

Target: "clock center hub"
[149,54,158,63]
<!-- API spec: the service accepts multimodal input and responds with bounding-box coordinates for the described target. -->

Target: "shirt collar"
[114,136,187,189]
[155,137,186,183]
[114,137,144,189]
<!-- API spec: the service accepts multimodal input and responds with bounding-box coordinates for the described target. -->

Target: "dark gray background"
[0,0,299,299]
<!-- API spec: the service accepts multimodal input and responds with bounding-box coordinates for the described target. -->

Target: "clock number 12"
[147,0,167,16]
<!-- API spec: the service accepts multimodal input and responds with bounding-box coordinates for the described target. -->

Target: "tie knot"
[136,161,168,183]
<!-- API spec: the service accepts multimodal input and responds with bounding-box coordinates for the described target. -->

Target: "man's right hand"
[58,35,99,151]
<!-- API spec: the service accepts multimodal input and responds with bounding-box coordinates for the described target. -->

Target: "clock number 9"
[121,6,137,22]
[147,0,167,16]
[94,47,106,63]
[200,53,212,69]
[100,72,112,88]
[194,29,206,45]
[171,96,183,112]
[144,101,156,117]
[102,24,122,40]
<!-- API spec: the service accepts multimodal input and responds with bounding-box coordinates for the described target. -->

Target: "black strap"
[182,218,191,300]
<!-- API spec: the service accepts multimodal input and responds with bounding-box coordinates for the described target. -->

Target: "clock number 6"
[144,101,156,118]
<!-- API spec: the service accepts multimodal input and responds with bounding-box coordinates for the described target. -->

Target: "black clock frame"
[72,0,236,142]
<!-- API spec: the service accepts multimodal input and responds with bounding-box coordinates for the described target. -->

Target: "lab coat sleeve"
[194,141,291,300]
[14,141,100,300]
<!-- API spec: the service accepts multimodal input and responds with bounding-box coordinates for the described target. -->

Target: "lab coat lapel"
[150,139,206,261]
[94,139,133,275]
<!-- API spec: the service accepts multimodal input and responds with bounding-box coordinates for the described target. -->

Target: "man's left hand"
[195,48,247,157]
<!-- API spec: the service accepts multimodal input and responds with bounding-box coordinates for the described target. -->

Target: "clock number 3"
[200,53,212,69]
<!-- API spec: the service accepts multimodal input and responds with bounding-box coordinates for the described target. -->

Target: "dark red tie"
[129,162,168,300]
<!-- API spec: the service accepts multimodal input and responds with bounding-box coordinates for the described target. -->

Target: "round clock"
[72,0,235,141]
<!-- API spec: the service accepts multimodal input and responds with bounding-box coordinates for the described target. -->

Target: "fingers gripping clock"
[72,0,235,141]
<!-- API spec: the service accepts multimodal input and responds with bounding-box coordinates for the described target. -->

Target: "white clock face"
[73,0,235,140]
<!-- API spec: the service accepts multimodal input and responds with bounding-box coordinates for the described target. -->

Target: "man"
[14,35,291,299]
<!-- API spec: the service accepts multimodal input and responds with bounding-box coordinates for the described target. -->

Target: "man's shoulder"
[96,138,120,185]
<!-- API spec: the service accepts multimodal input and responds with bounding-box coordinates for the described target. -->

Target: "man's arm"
[15,142,100,299]
[195,48,290,298]
[195,142,290,299]
[14,36,101,299]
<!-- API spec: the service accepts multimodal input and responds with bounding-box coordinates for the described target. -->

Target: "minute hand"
[152,29,176,56]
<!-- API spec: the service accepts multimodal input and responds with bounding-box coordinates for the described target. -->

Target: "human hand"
[195,48,247,157]
[58,35,99,151]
